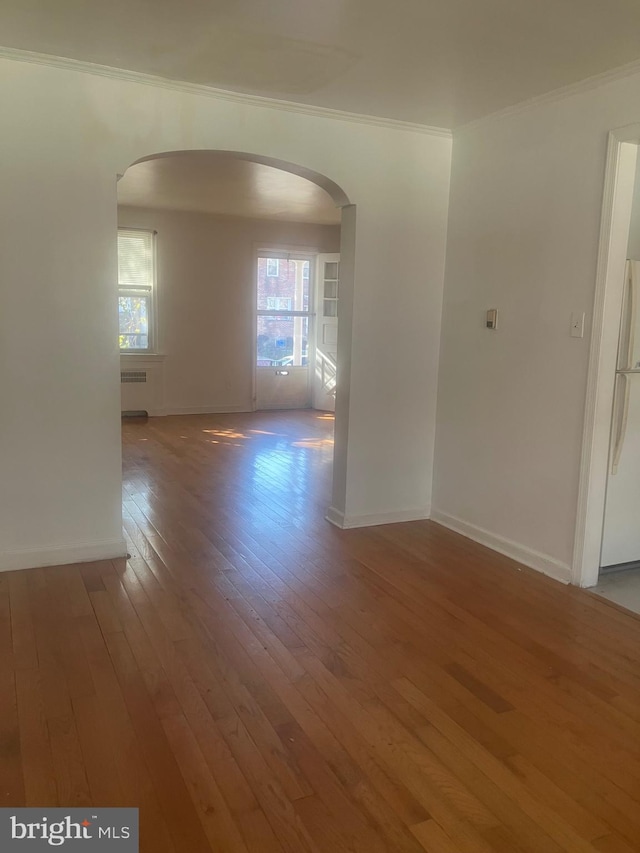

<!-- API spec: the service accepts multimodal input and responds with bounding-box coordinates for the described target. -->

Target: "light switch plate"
[571,312,585,338]
[486,309,498,329]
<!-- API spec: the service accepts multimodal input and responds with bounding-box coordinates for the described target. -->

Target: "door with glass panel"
[312,254,340,412]
[255,253,313,410]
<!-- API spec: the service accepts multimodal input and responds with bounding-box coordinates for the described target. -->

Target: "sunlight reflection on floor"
[202,429,248,439]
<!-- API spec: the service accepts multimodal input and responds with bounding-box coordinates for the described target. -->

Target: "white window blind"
[118,230,154,289]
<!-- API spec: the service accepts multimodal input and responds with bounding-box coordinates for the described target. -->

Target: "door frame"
[252,245,318,411]
[312,252,340,412]
[573,125,640,586]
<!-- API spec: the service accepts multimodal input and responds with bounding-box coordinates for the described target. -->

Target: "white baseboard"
[326,506,346,527]
[158,404,252,416]
[0,537,128,573]
[326,505,430,530]
[430,509,571,584]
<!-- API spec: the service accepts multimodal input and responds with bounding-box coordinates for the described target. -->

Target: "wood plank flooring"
[3,410,640,852]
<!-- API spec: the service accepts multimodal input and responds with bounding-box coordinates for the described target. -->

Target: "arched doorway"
[116,149,355,522]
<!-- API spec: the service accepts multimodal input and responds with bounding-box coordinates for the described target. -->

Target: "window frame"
[118,227,156,353]
[265,296,293,311]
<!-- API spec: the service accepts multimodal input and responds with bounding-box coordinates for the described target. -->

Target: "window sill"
[120,352,166,362]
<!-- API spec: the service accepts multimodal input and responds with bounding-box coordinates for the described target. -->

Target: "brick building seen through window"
[256,257,310,367]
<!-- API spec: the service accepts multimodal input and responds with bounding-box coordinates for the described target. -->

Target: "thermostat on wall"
[486,309,498,329]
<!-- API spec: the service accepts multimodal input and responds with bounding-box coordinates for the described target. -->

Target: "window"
[256,255,312,367]
[118,229,154,351]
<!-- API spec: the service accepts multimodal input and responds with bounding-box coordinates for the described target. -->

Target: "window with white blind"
[118,229,155,351]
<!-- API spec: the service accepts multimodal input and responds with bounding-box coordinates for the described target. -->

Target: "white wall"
[433,68,640,583]
[118,206,339,414]
[0,55,451,570]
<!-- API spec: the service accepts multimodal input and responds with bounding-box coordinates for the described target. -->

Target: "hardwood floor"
[3,410,640,852]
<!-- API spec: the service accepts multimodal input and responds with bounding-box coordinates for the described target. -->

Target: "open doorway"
[115,149,348,519]
[575,127,640,609]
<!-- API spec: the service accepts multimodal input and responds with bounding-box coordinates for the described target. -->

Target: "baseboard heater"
[121,370,147,383]
[121,368,157,416]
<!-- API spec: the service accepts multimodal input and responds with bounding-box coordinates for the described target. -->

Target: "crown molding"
[0,45,452,139]
[456,55,640,134]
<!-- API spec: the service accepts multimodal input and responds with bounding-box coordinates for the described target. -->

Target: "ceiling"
[3,0,640,127]
[117,153,341,224]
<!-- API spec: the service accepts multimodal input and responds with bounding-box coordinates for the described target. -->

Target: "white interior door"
[255,253,312,410]
[601,259,640,568]
[313,254,340,412]
[601,374,640,566]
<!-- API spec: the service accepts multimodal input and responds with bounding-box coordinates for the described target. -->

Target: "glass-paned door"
[255,253,313,410]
